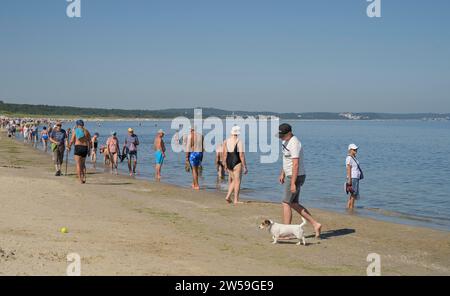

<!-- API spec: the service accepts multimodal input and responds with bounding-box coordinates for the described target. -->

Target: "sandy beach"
[0,132,449,276]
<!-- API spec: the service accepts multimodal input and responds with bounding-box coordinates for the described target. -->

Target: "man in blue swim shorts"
[184,127,204,190]
[153,129,166,181]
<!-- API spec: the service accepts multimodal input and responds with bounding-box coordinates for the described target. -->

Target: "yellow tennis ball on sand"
[60,227,68,234]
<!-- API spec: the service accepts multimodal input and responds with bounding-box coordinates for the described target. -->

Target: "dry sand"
[0,133,449,275]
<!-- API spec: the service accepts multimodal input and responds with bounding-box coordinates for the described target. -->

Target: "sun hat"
[158,129,165,134]
[348,144,359,150]
[231,126,241,136]
[128,128,134,133]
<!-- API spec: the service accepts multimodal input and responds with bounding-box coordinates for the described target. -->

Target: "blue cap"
[76,119,84,127]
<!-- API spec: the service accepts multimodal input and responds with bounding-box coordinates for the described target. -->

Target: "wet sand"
[0,132,449,275]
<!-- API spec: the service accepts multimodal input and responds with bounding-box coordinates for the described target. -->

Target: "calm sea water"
[32,120,450,231]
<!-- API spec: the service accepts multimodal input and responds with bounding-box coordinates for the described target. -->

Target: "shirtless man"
[153,129,166,181]
[183,127,204,190]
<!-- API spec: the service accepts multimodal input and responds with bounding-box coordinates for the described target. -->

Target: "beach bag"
[75,127,86,140]
[51,143,58,152]
[345,182,354,194]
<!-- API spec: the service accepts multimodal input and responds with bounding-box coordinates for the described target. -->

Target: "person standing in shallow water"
[223,126,248,204]
[184,127,204,190]
[106,131,120,175]
[215,142,226,180]
[41,126,49,152]
[124,128,139,176]
[278,123,322,239]
[346,143,364,210]
[153,129,166,181]
[91,132,99,168]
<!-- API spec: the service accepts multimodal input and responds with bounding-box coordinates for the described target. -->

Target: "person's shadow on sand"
[305,228,355,240]
[272,229,355,246]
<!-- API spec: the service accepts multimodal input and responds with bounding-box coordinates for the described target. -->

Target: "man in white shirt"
[278,123,322,239]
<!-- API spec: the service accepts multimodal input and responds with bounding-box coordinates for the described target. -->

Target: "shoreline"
[4,126,450,232]
[31,134,450,233]
[0,131,449,275]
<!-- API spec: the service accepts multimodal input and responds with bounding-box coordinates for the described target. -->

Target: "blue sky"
[0,0,449,112]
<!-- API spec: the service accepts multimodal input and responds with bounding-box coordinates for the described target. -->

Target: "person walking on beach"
[31,125,39,147]
[49,122,67,176]
[215,142,226,180]
[153,129,166,181]
[67,120,92,184]
[23,124,29,144]
[345,144,364,210]
[223,126,248,204]
[106,131,120,175]
[91,132,99,168]
[278,123,322,238]
[41,126,49,152]
[124,128,139,176]
[184,127,204,190]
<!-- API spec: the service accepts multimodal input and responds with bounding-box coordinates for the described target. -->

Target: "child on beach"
[41,127,49,152]
[91,132,99,168]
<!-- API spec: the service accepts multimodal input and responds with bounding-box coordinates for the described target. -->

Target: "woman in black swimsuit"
[222,126,248,204]
[91,132,99,168]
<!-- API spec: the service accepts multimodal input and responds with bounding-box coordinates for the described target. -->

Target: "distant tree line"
[0,100,448,120]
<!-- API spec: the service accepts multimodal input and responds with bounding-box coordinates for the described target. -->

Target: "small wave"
[363,207,449,224]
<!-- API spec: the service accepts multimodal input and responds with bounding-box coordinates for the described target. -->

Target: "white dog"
[259,217,307,246]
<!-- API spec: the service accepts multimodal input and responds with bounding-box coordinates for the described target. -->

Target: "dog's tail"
[300,217,307,228]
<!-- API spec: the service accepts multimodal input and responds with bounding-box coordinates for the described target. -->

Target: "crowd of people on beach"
[1,116,366,239]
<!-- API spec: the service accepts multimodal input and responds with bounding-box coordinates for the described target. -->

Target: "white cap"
[348,143,359,150]
[231,126,241,135]
[158,129,165,134]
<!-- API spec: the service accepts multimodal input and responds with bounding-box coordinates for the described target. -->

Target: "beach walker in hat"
[345,143,364,210]
[277,123,322,238]
[153,129,166,181]
[223,125,248,204]
[124,127,139,176]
